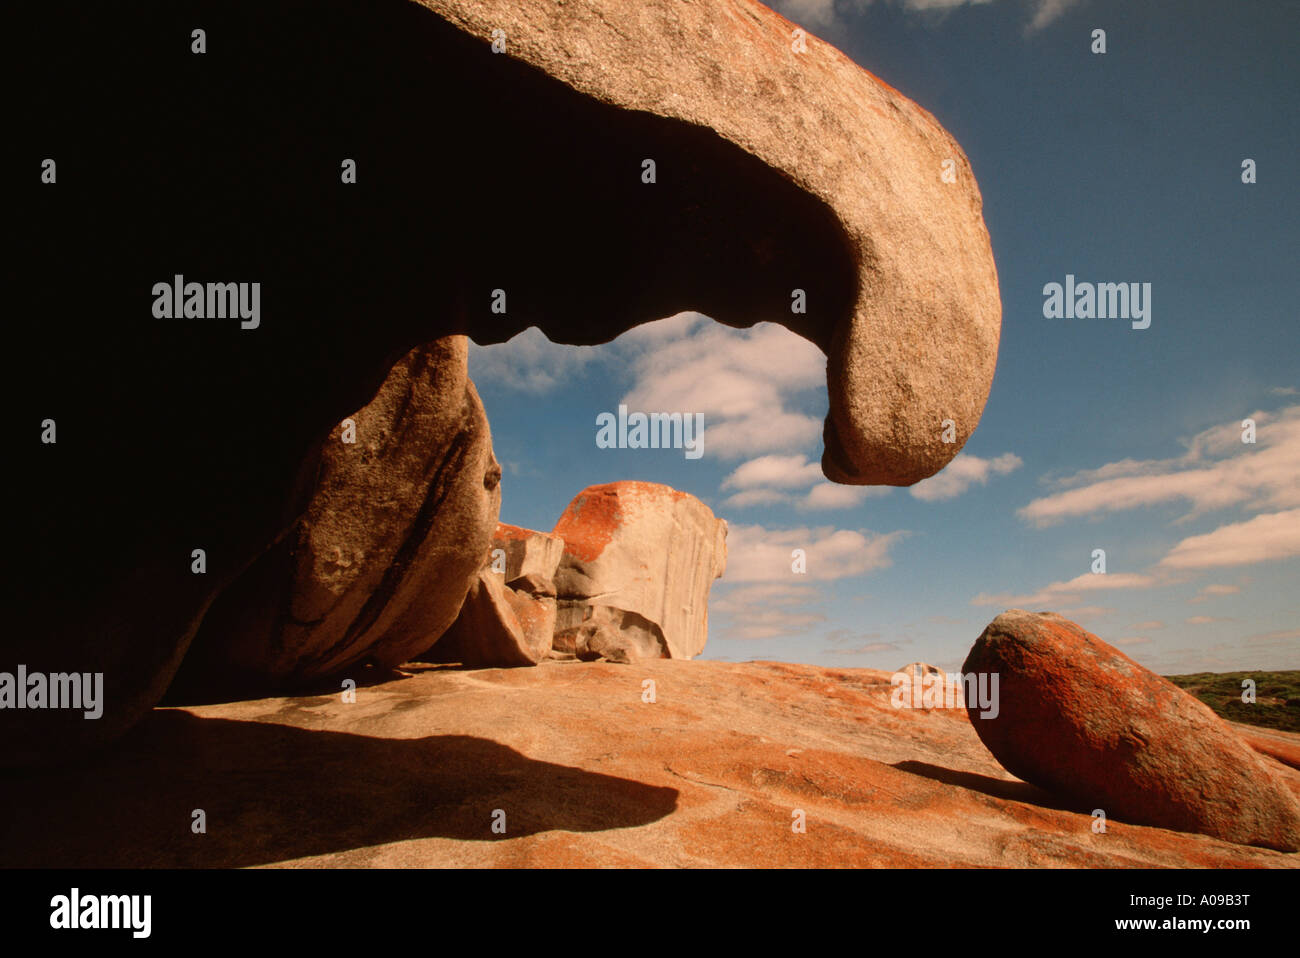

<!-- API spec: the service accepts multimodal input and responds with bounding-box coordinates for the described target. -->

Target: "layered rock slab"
[6,660,1296,868]
[962,610,1300,852]
[552,482,727,660]
[171,337,501,696]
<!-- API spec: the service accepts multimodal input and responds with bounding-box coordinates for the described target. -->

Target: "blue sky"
[469,0,1299,675]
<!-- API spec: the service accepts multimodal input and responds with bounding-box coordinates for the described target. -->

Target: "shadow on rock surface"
[0,710,678,867]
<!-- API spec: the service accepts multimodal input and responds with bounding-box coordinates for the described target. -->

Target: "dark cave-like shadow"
[891,760,1088,815]
[0,710,678,868]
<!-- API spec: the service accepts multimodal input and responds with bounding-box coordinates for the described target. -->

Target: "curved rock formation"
[170,337,500,697]
[9,0,998,761]
[963,610,1300,852]
[553,482,727,660]
[419,0,1001,485]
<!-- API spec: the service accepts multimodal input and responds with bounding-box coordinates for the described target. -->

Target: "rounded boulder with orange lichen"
[963,610,1300,851]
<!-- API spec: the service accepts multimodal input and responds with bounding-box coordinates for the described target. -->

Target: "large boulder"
[10,0,998,761]
[962,610,1300,852]
[421,0,1002,486]
[170,338,500,696]
[553,482,727,660]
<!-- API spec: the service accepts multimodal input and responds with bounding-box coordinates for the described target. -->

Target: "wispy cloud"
[622,317,826,461]
[722,454,825,491]
[711,584,826,640]
[971,571,1159,608]
[909,452,1022,501]
[770,0,1078,34]
[468,326,600,394]
[1019,406,1300,526]
[826,641,904,655]
[724,523,904,582]
[1245,627,1300,646]
[1159,509,1300,570]
[1188,583,1243,604]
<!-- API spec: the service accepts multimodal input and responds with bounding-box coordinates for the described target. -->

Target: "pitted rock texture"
[962,610,1300,852]
[419,0,1002,486]
[553,482,728,660]
[171,338,500,696]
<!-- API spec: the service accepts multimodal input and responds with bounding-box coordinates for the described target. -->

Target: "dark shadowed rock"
[962,610,1300,852]
[170,338,500,697]
[9,0,998,761]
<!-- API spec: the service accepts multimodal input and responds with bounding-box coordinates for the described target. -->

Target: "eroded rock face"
[428,568,551,668]
[424,523,563,668]
[492,523,564,595]
[10,0,998,761]
[170,338,500,696]
[419,0,1001,486]
[553,482,727,660]
[962,610,1300,852]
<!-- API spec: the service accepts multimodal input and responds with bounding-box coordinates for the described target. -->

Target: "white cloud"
[800,482,891,510]
[724,523,904,582]
[909,452,1022,501]
[971,572,1159,608]
[1245,627,1300,646]
[1019,406,1300,526]
[719,463,892,510]
[1055,605,1114,619]
[827,641,904,655]
[723,454,824,491]
[1114,636,1151,647]
[1131,620,1165,631]
[1185,615,1229,626]
[716,606,829,640]
[1159,509,1300,570]
[720,488,791,509]
[1188,583,1241,603]
[621,318,826,461]
[1271,386,1298,396]
[769,0,1075,34]
[468,326,600,394]
[711,583,826,640]
[1023,0,1080,34]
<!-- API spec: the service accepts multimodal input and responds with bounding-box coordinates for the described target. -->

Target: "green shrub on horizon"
[1164,670,1300,734]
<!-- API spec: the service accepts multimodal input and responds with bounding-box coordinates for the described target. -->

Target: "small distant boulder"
[493,523,565,597]
[963,610,1300,852]
[894,662,964,708]
[552,481,727,660]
